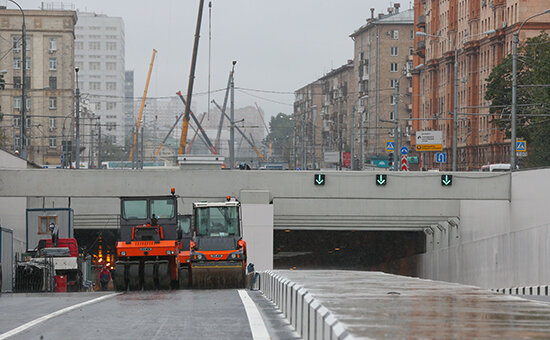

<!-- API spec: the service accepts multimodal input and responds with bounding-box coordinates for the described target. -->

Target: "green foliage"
[262,113,294,162]
[485,32,550,167]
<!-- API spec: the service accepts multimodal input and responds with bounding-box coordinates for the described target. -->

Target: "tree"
[485,32,550,167]
[263,113,294,163]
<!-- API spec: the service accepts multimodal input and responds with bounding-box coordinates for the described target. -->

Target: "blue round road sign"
[400,146,409,155]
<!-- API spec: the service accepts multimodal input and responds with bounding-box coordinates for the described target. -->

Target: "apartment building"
[124,70,134,141]
[294,80,323,169]
[0,7,77,165]
[350,5,415,165]
[74,12,125,146]
[413,0,550,170]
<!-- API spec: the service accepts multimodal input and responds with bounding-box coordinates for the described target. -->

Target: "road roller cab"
[189,198,247,288]
[115,190,182,291]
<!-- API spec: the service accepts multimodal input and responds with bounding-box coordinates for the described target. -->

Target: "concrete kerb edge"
[258,271,356,340]
[492,285,550,296]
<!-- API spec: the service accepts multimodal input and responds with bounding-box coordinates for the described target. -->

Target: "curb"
[491,285,550,296]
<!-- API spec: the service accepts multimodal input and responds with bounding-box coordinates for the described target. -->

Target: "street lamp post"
[75,67,81,168]
[416,30,495,171]
[8,0,26,159]
[511,9,550,170]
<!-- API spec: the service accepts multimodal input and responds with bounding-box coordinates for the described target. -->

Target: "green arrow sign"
[314,174,325,186]
[441,174,453,186]
[376,174,387,186]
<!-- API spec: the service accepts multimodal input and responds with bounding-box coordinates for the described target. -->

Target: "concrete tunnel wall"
[398,168,550,290]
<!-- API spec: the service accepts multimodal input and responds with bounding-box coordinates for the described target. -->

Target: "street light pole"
[393,81,400,171]
[452,47,458,171]
[511,9,550,170]
[8,0,26,159]
[75,67,81,168]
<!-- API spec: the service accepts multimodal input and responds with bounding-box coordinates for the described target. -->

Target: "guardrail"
[257,271,354,340]
[492,285,550,296]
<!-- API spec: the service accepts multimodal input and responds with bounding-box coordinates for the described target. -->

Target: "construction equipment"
[189,197,246,288]
[212,100,266,162]
[130,49,157,162]
[176,91,217,154]
[15,238,82,292]
[115,189,184,290]
[179,0,205,155]
[214,66,235,151]
[255,102,272,158]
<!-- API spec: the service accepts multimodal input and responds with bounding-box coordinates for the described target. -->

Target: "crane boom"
[215,67,234,150]
[176,91,217,154]
[129,49,157,161]
[179,0,205,155]
[212,100,266,161]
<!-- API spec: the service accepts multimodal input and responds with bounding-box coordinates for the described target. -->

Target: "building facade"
[351,5,414,166]
[413,0,550,170]
[124,70,134,142]
[74,12,125,146]
[294,80,323,169]
[0,7,77,165]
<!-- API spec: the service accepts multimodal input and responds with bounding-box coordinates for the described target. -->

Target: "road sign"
[435,152,447,163]
[385,140,395,152]
[516,151,528,157]
[400,155,408,171]
[415,131,443,151]
[516,140,526,152]
[376,174,387,186]
[324,152,339,163]
[400,146,409,155]
[314,174,325,186]
[441,174,453,186]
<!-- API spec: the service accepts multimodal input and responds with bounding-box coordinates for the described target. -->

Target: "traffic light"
[388,153,394,167]
[0,73,5,90]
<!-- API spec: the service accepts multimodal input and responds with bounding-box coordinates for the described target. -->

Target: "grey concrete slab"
[275,270,550,339]
[248,290,300,340]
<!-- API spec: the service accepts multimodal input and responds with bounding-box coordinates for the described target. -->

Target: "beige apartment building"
[413,0,550,170]
[294,80,323,169]
[0,7,76,165]
[350,5,415,166]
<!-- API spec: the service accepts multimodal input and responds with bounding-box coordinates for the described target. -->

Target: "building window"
[106,82,117,91]
[89,82,101,90]
[410,30,414,39]
[106,62,117,71]
[106,102,117,110]
[13,96,21,110]
[106,42,117,50]
[390,47,398,56]
[14,117,20,127]
[49,136,57,148]
[49,77,57,89]
[106,122,117,131]
[25,57,31,70]
[390,79,398,88]
[38,216,58,234]
[49,117,56,129]
[390,111,395,120]
[49,38,57,51]
[390,96,396,105]
[75,41,83,50]
[106,26,117,31]
[409,47,414,55]
[12,37,20,51]
[89,26,101,30]
[89,41,100,50]
[13,76,21,89]
[95,102,101,110]
[89,62,100,70]
[25,97,31,110]
[390,63,398,72]
[391,30,399,39]
[49,97,57,109]
[49,57,57,70]
[13,57,21,69]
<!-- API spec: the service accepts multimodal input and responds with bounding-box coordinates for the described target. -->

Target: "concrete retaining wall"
[257,271,354,340]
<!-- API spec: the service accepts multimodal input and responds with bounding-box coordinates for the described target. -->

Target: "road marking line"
[238,290,271,340]
[0,293,120,340]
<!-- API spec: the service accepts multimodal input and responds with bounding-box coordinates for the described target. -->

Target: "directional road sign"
[314,174,325,186]
[385,140,395,152]
[435,152,447,163]
[441,174,453,186]
[400,155,408,171]
[516,140,526,152]
[376,174,387,186]
[400,146,409,155]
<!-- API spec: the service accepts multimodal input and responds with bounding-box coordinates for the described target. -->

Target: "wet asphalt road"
[0,289,298,340]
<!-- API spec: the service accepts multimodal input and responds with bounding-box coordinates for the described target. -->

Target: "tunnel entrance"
[274,230,426,276]
[74,229,118,269]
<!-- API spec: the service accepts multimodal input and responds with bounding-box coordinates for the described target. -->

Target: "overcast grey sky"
[20,0,409,119]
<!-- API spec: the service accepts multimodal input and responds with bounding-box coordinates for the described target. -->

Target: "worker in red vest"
[99,266,111,291]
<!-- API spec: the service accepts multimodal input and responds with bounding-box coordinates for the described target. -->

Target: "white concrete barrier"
[258,271,355,340]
